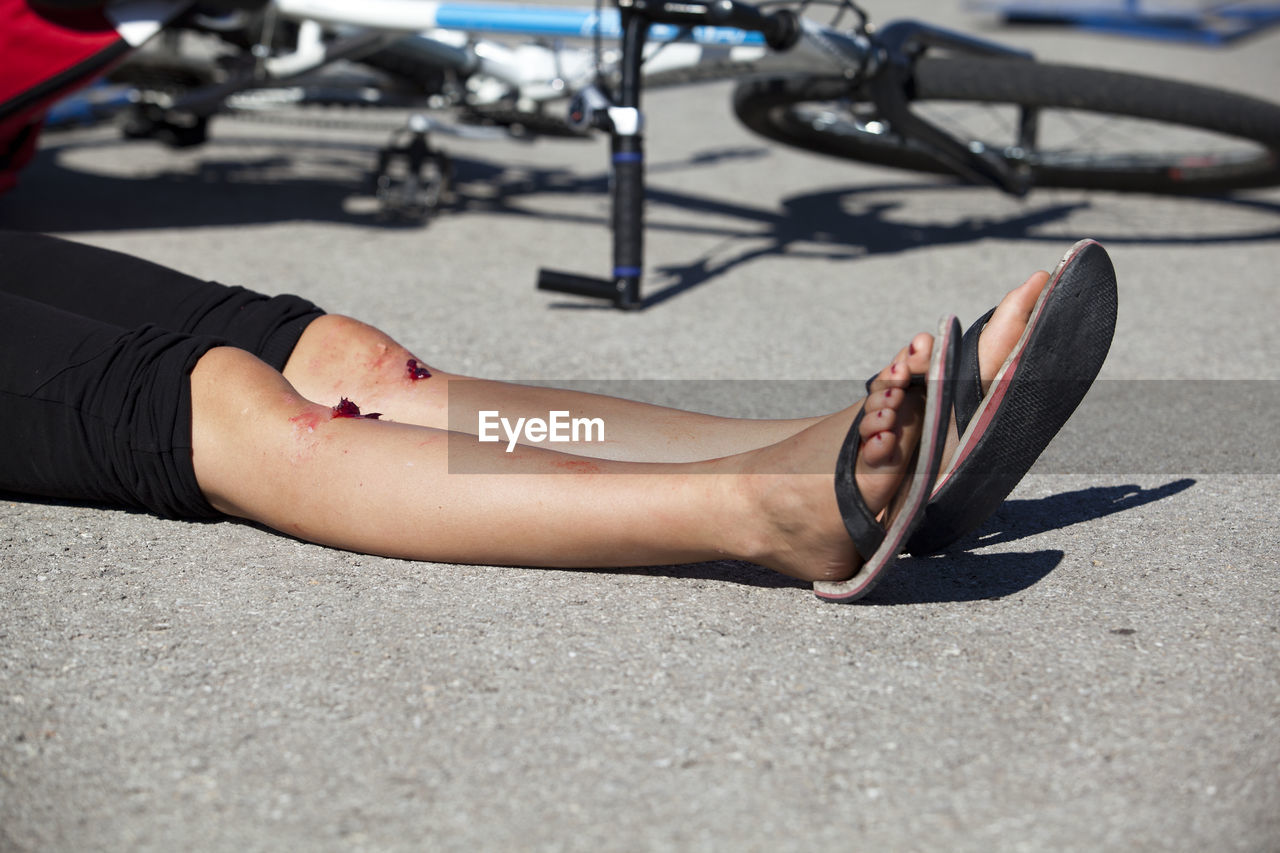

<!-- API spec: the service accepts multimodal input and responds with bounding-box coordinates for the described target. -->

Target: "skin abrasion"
[331,398,382,420]
[289,411,323,431]
[406,358,431,380]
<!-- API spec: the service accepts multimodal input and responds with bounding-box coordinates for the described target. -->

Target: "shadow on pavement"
[861,479,1196,604]
[8,136,1279,310]
[0,141,389,231]
[603,479,1196,601]
[1,479,1196,603]
[956,478,1196,551]
[868,549,1065,605]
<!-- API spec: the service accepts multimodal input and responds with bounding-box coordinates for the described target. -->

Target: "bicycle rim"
[733,58,1280,193]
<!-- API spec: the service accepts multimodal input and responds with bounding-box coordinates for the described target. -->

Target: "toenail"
[908,341,917,355]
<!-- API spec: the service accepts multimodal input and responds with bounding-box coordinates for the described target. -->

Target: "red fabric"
[0,1,122,192]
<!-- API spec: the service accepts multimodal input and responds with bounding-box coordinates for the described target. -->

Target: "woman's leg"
[191,334,936,582]
[0,231,823,462]
[2,231,1048,467]
[281,314,828,463]
[278,272,1048,464]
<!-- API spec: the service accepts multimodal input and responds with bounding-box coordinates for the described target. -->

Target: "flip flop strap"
[954,306,996,437]
[834,408,884,561]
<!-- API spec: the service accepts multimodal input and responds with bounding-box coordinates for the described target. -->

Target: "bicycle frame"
[93,0,1037,308]
[278,0,769,43]
[249,0,888,307]
[266,0,878,106]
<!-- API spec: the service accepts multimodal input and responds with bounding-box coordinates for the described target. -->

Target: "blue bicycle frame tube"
[277,0,769,44]
[435,4,768,43]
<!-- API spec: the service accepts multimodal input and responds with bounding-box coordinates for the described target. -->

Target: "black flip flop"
[906,239,1118,556]
[815,315,960,602]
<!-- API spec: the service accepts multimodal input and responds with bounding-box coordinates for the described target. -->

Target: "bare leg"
[280,273,1050,465]
[191,334,934,582]
[280,314,825,463]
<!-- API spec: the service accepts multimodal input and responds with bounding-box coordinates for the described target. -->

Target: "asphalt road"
[2,2,1278,850]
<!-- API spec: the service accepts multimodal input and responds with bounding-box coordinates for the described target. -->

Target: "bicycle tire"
[732,57,1280,193]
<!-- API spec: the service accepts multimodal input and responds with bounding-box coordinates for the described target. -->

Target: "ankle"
[728,446,842,579]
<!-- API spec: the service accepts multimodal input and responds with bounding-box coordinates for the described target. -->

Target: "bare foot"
[936,270,1050,474]
[741,332,935,583]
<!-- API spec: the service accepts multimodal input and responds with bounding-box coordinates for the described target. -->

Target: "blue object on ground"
[968,1,1280,45]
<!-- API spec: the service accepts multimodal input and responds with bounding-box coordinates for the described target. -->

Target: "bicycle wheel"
[732,57,1280,193]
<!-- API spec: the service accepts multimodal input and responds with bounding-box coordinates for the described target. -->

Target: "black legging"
[0,231,324,518]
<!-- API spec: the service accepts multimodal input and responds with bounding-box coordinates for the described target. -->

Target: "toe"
[858,426,901,470]
[867,331,932,395]
[859,402,899,445]
[852,334,931,507]
[904,331,933,375]
[866,359,909,396]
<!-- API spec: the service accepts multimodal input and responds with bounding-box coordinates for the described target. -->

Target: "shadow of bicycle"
[6,132,1279,308]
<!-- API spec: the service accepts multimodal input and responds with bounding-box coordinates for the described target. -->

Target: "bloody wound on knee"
[407,358,431,380]
[331,398,382,420]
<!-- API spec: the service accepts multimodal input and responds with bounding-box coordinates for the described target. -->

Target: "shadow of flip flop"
[859,479,1195,603]
[864,549,1066,605]
[955,478,1196,551]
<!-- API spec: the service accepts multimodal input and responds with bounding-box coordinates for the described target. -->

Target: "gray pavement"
[2,2,1279,850]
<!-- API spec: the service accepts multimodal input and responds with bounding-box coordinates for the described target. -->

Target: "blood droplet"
[407,358,431,380]
[331,398,382,420]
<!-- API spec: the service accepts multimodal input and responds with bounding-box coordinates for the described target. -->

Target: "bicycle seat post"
[608,0,648,310]
[537,0,648,309]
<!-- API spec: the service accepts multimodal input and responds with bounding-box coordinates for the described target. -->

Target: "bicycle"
[42,0,1280,307]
